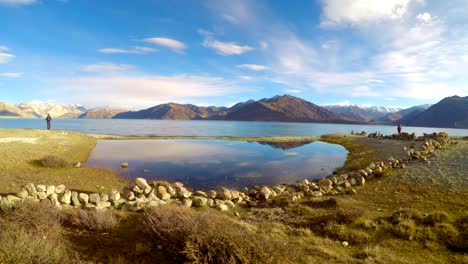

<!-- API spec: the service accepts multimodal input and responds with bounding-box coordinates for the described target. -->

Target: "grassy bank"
[0,129,467,263]
[0,129,128,194]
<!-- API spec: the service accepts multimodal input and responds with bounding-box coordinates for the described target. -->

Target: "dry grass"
[68,209,120,232]
[0,202,70,264]
[143,205,296,264]
[0,129,127,193]
[41,155,71,168]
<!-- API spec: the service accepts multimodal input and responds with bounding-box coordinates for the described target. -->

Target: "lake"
[1,118,468,137]
[86,139,348,190]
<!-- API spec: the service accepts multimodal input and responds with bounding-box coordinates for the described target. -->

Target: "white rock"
[16,188,29,199]
[46,186,55,196]
[36,185,47,193]
[78,193,89,205]
[89,193,100,204]
[55,184,66,194]
[59,190,71,204]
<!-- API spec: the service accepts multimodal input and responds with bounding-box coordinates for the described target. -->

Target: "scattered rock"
[135,178,151,193]
[25,183,37,196]
[49,193,60,206]
[121,161,128,168]
[342,241,349,247]
[217,204,229,212]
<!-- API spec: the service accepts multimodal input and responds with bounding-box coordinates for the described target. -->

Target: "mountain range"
[1,95,467,128]
[115,95,357,123]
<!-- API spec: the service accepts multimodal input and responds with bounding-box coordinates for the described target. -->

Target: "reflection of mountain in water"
[257,141,313,150]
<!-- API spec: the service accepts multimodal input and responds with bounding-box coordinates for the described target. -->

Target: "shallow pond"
[86,139,348,190]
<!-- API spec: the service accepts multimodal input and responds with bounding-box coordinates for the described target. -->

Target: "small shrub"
[449,214,468,251]
[323,222,370,244]
[143,205,295,263]
[0,202,69,263]
[423,211,450,226]
[354,245,381,260]
[335,208,364,224]
[41,155,71,168]
[69,209,120,232]
[391,219,418,240]
[433,223,459,244]
[391,209,424,224]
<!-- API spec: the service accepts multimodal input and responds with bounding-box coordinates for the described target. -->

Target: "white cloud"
[0,52,15,64]
[416,12,432,23]
[223,14,239,24]
[237,64,268,71]
[285,89,301,93]
[367,79,385,83]
[202,38,253,56]
[321,0,413,25]
[53,75,243,108]
[0,46,9,52]
[81,62,135,73]
[0,72,23,78]
[239,75,253,80]
[0,0,36,5]
[351,85,381,97]
[260,41,269,49]
[143,37,186,53]
[98,46,155,54]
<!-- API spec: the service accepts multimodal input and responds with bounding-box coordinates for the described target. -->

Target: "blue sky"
[0,0,467,109]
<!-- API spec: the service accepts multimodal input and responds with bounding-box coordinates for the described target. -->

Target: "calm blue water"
[0,118,467,137]
[86,140,348,190]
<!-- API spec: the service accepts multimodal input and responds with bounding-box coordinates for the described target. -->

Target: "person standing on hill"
[397,124,402,134]
[46,114,52,130]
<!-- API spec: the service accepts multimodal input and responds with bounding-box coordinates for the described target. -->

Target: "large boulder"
[135,178,152,194]
[25,183,37,196]
[157,186,171,201]
[46,186,55,196]
[16,188,29,199]
[259,186,272,200]
[89,193,100,204]
[78,193,89,205]
[36,185,46,193]
[59,190,71,204]
[192,196,208,207]
[218,188,232,200]
[109,190,121,202]
[55,184,66,194]
[71,191,80,206]
[49,193,60,206]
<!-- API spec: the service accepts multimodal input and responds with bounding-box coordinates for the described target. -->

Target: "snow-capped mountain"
[16,101,87,118]
[323,105,403,122]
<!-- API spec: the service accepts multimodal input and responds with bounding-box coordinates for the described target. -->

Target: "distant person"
[397,124,402,134]
[46,114,52,130]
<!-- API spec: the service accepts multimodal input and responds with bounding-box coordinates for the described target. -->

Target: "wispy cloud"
[143,37,187,53]
[0,72,23,78]
[0,0,37,6]
[0,52,15,64]
[239,75,253,80]
[237,64,268,71]
[321,0,418,26]
[285,89,301,94]
[202,38,253,56]
[98,46,155,54]
[53,75,244,108]
[81,62,135,73]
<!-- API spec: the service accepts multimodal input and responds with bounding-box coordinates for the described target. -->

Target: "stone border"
[0,132,457,213]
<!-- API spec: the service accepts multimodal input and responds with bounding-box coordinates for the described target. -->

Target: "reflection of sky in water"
[86,140,347,190]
